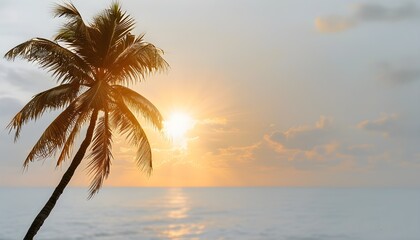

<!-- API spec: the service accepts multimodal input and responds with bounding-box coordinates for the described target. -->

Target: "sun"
[164,112,195,140]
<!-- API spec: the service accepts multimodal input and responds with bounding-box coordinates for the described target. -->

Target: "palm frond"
[53,2,97,64]
[7,83,81,141]
[111,95,152,174]
[23,99,81,166]
[53,2,82,19]
[84,80,110,111]
[91,2,135,67]
[4,38,93,85]
[108,36,168,85]
[56,108,93,166]
[86,111,113,198]
[112,85,163,130]
[23,83,103,166]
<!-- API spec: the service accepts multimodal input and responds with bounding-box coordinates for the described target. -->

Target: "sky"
[1,0,420,187]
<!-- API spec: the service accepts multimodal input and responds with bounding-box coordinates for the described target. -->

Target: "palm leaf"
[4,38,93,85]
[53,2,82,19]
[86,111,113,198]
[24,99,81,166]
[111,95,152,174]
[91,2,135,67]
[56,108,93,166]
[53,2,97,64]
[23,83,103,166]
[8,83,81,141]
[108,37,168,85]
[112,85,163,130]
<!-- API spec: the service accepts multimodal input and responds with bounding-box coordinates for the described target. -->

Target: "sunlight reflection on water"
[162,223,205,239]
[158,188,205,239]
[166,188,190,219]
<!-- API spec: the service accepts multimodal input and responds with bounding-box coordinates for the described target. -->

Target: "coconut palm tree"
[4,2,168,239]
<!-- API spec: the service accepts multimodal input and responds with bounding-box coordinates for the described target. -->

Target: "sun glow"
[164,112,195,140]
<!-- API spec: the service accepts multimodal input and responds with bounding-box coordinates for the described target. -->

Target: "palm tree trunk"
[23,111,98,240]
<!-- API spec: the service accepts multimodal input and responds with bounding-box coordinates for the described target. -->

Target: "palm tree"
[4,2,168,239]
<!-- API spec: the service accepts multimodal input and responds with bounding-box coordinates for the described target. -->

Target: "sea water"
[0,187,419,239]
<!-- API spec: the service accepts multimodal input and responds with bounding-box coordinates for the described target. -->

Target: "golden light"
[164,112,195,140]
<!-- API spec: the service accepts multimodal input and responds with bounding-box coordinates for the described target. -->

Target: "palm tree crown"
[5,2,168,197]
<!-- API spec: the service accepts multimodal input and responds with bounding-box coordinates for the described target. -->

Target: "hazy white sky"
[1,0,420,187]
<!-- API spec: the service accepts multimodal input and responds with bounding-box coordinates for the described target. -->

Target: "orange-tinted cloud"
[315,16,356,33]
[357,114,398,137]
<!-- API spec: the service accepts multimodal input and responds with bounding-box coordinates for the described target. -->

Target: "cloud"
[199,117,227,126]
[196,117,237,134]
[376,61,420,84]
[315,16,356,33]
[357,114,399,137]
[209,116,353,170]
[264,132,347,169]
[270,116,333,150]
[316,2,420,33]
[354,2,420,21]
[178,113,420,177]
[213,143,261,166]
[341,144,374,157]
[191,113,420,187]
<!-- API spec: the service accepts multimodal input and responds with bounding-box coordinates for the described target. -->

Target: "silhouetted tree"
[5,2,167,239]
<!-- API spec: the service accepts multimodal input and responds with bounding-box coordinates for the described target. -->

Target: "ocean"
[0,187,419,240]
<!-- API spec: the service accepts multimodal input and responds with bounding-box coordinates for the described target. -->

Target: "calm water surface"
[0,187,419,239]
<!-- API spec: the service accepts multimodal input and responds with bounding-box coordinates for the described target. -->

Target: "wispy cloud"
[196,117,238,134]
[316,2,420,33]
[199,117,227,126]
[270,116,333,151]
[315,16,356,33]
[357,114,399,137]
